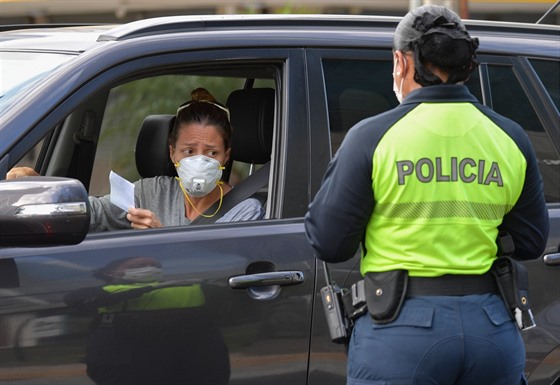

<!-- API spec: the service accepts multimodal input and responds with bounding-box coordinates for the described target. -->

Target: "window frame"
[10,47,312,228]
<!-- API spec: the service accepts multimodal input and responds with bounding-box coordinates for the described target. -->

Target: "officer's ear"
[393,50,409,78]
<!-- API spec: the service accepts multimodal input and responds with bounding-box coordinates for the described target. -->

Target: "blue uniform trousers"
[347,294,527,385]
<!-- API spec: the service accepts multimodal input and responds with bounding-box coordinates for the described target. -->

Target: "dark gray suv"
[0,14,559,385]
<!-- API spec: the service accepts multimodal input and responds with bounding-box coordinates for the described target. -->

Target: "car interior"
[16,64,280,227]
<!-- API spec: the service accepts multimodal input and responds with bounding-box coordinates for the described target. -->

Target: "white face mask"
[393,55,407,104]
[121,266,163,283]
[175,155,223,198]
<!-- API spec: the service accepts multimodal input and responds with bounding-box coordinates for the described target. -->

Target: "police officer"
[305,4,549,385]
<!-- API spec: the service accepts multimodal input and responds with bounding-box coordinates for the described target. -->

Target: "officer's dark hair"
[393,5,479,86]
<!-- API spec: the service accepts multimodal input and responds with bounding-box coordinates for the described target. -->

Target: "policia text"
[396,157,503,186]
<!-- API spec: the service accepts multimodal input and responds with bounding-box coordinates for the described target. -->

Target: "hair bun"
[413,13,455,33]
[191,87,217,103]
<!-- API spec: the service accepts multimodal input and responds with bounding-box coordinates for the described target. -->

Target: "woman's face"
[170,122,231,166]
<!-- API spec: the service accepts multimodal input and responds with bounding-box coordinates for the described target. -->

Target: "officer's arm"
[305,127,375,263]
[500,137,549,260]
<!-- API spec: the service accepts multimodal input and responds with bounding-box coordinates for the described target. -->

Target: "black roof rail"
[97,14,402,42]
[0,23,107,33]
[464,18,560,36]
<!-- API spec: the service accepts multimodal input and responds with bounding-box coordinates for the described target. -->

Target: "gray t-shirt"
[89,176,264,232]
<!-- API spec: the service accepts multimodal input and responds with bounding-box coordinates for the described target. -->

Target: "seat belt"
[191,161,270,225]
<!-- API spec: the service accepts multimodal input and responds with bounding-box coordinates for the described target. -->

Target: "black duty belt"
[407,272,498,297]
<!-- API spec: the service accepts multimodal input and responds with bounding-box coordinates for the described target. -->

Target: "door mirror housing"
[0,177,90,247]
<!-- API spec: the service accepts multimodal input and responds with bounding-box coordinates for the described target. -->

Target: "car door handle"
[543,252,560,266]
[228,271,304,289]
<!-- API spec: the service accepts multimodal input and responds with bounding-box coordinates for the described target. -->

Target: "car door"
[467,54,560,383]
[0,42,317,385]
[1,220,315,385]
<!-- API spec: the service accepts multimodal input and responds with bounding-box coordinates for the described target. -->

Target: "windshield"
[0,51,75,111]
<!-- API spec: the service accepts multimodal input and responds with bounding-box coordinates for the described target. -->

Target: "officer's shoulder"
[347,106,409,139]
[474,104,532,149]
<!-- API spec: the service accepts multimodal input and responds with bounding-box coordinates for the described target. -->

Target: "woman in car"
[8,88,264,231]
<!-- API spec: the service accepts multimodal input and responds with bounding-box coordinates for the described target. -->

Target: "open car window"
[12,64,280,230]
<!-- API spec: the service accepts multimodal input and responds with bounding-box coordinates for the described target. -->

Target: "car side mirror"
[0,177,90,247]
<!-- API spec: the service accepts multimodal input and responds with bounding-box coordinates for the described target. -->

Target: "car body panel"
[1,220,316,384]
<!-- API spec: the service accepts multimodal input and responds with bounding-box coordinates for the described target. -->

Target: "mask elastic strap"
[176,178,224,218]
[398,55,407,96]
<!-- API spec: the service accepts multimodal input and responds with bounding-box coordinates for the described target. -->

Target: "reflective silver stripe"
[375,201,512,220]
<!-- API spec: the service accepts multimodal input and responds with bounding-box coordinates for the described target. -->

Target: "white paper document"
[109,171,135,211]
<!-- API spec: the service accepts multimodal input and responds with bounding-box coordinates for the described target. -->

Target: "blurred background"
[1,0,559,25]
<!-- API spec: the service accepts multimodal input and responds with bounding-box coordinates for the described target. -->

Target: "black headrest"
[226,88,274,164]
[135,114,177,178]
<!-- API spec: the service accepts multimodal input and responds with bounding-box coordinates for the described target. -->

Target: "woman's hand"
[127,208,163,229]
[7,167,39,180]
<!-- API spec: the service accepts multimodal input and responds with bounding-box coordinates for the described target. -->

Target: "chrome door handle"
[228,271,304,289]
[543,252,560,266]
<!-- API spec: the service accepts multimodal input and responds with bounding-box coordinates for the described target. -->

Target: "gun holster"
[491,256,536,330]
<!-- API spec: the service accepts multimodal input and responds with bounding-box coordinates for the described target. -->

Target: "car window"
[10,62,279,228]
[529,58,560,111]
[322,59,397,156]
[91,75,246,196]
[464,68,483,104]
[486,64,560,203]
[322,58,559,204]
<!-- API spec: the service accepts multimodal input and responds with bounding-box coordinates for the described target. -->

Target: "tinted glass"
[323,60,397,155]
[464,67,483,103]
[529,59,560,111]
[488,64,559,203]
